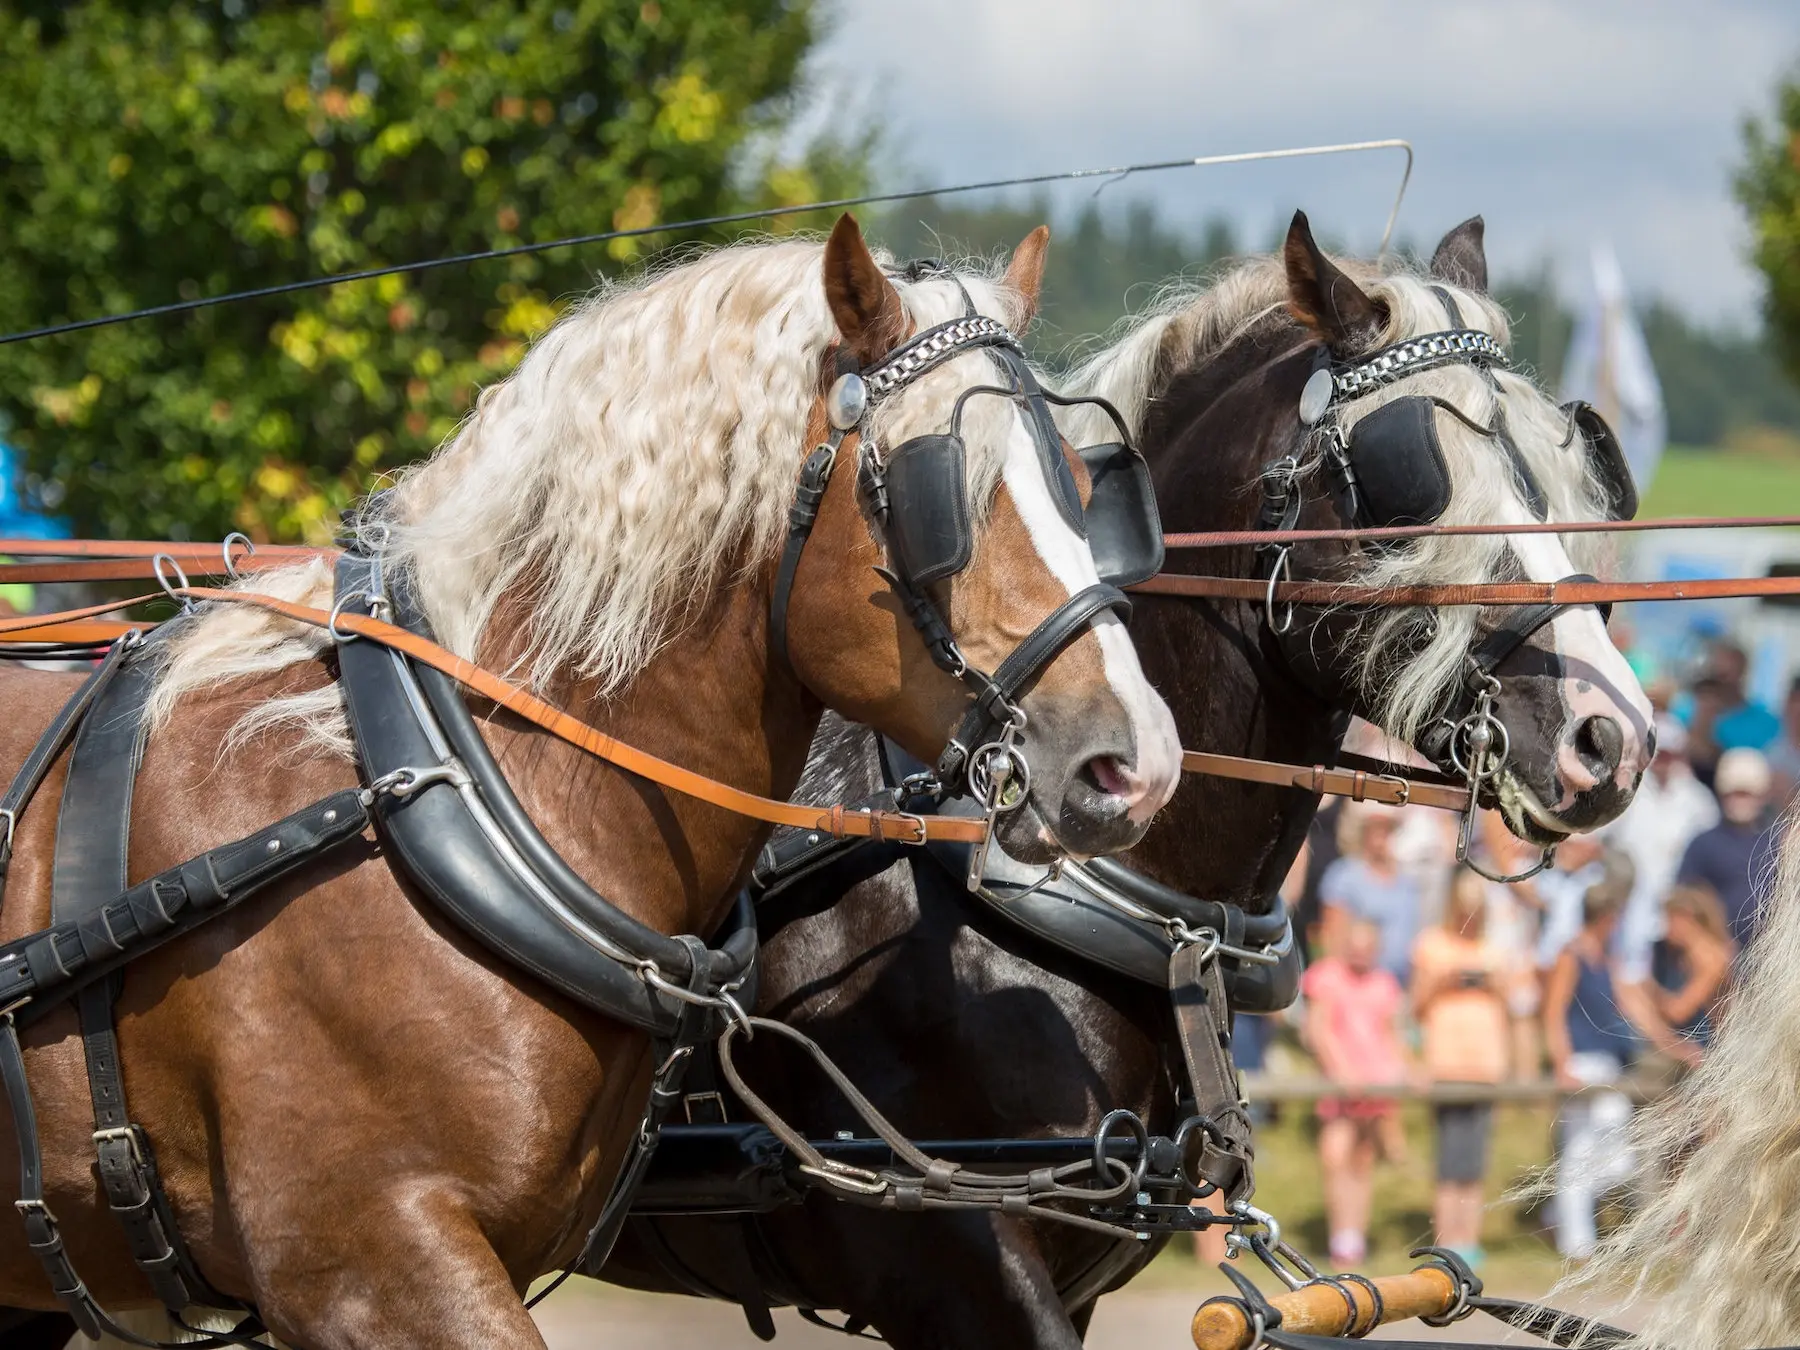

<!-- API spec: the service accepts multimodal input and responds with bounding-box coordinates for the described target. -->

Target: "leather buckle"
[682,1091,727,1124]
[93,1124,145,1166]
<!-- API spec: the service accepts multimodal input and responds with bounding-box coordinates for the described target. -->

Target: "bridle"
[770,277,1152,820]
[1253,288,1632,883]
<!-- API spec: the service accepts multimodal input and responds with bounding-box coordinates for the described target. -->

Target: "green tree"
[1740,68,1800,388]
[0,0,859,542]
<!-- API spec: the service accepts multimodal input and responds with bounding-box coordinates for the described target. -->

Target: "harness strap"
[938,582,1130,786]
[0,636,135,876]
[1169,943,1254,1200]
[0,1016,102,1340]
[769,433,847,673]
[1178,750,1469,813]
[175,586,992,846]
[52,652,226,1313]
[1128,571,1735,608]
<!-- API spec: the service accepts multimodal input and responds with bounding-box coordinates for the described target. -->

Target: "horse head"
[778,216,1181,862]
[1116,212,1651,859]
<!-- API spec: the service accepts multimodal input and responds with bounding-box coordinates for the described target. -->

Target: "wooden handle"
[1191,1266,1457,1350]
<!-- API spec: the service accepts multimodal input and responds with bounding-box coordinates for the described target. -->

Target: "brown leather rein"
[0,509,1788,824]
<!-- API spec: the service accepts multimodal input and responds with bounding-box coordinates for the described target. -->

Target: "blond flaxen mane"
[1063,251,1617,744]
[148,237,1037,754]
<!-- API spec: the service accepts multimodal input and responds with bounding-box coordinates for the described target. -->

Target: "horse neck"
[1125,337,1346,912]
[473,570,814,939]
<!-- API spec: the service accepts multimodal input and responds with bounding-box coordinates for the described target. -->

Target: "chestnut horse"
[0,217,1183,1348]
[592,213,1654,1346]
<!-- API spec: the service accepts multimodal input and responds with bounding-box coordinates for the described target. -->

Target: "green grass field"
[1640,442,1800,517]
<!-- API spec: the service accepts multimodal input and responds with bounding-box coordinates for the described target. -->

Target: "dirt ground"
[530,1270,1624,1347]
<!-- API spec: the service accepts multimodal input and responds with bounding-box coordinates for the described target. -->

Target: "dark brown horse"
[0,216,1184,1348]
[596,213,1654,1346]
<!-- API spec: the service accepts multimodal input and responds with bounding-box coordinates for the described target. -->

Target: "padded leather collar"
[335,553,756,1036]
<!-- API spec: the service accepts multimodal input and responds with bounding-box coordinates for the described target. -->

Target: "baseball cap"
[1715,747,1772,798]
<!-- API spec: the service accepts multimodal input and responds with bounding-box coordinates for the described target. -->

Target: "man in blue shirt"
[1318,807,1422,984]
[1677,747,1779,948]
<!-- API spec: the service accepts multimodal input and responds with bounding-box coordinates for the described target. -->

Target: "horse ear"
[1283,210,1385,353]
[1002,225,1051,326]
[823,213,906,366]
[1429,216,1489,293]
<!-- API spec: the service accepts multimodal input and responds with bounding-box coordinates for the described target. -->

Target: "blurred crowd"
[1242,637,1789,1270]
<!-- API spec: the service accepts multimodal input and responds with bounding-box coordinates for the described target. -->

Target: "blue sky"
[810,0,1800,325]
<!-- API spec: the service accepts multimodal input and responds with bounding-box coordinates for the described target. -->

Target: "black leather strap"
[938,582,1130,785]
[0,638,134,877]
[0,791,370,1020]
[50,653,212,1313]
[770,435,845,674]
[0,1016,102,1340]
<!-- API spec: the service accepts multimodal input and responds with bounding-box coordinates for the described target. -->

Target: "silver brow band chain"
[862,318,1023,403]
[1330,330,1509,400]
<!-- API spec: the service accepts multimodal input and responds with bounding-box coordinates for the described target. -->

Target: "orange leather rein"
[0,510,1782,824]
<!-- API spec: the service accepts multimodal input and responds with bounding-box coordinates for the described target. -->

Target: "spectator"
[1676,747,1779,949]
[1649,883,1733,1048]
[1765,675,1800,803]
[1542,881,1640,1260]
[1529,833,1613,972]
[1611,714,1719,982]
[1543,879,1694,1258]
[1702,641,1781,753]
[1303,918,1409,1267]
[1475,812,1547,1078]
[1319,806,1421,984]
[1411,867,1509,1267]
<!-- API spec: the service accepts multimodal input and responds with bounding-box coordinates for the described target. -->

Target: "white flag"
[1560,244,1667,495]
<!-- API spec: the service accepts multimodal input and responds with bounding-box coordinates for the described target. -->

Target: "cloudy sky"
[810,0,1800,326]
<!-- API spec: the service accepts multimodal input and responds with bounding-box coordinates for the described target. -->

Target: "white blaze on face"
[1510,527,1655,807]
[997,413,1182,823]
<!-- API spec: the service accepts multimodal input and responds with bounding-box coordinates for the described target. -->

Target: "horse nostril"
[1087,755,1133,799]
[1573,714,1624,778]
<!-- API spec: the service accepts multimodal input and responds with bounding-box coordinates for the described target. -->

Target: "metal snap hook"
[150,552,194,614]
[220,532,255,581]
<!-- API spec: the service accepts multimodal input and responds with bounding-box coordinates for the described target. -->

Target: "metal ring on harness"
[1447,705,1510,781]
[967,740,1031,814]
[220,532,255,581]
[327,589,382,642]
[1092,1108,1150,1192]
[150,553,193,614]
[1173,1113,1229,1198]
[1264,546,1296,634]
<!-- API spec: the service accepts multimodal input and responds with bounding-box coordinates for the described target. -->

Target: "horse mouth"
[1495,773,1574,848]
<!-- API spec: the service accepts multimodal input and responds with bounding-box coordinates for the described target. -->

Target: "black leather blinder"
[882,433,974,587]
[1077,442,1164,586]
[1342,395,1453,530]
[1563,400,1638,522]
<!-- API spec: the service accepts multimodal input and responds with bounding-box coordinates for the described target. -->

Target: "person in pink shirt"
[1303,917,1409,1265]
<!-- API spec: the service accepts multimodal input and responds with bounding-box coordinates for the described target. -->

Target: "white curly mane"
[146,237,1035,755]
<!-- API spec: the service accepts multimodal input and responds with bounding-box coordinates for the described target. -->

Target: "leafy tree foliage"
[1740,72,1800,387]
[0,0,857,541]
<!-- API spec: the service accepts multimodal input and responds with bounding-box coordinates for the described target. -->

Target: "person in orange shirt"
[1411,866,1510,1266]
